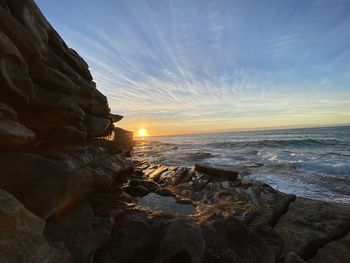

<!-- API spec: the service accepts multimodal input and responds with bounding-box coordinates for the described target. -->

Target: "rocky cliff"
[0,0,133,262]
[0,0,114,147]
[0,1,349,263]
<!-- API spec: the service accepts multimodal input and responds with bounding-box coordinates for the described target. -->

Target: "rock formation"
[0,1,349,263]
[0,0,133,261]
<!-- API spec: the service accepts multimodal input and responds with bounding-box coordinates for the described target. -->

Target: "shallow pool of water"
[139,193,196,215]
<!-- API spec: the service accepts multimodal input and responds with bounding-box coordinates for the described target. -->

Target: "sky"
[35,0,350,136]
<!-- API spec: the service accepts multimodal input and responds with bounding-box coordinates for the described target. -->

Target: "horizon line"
[135,122,350,138]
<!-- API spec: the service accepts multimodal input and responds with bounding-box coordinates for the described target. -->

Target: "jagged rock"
[110,113,123,123]
[45,204,113,263]
[274,197,350,259]
[85,114,111,137]
[113,127,134,151]
[0,152,93,218]
[0,0,114,146]
[0,149,132,218]
[0,189,72,263]
[194,163,238,180]
[148,166,168,181]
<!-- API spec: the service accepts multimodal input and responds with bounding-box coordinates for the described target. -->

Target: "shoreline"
[118,159,350,262]
[0,1,349,262]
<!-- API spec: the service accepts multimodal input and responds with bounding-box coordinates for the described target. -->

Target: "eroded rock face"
[0,0,112,145]
[126,161,350,263]
[274,197,350,260]
[45,204,113,263]
[0,189,72,263]
[0,143,133,219]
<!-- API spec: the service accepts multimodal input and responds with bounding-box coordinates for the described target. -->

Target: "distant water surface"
[133,126,350,203]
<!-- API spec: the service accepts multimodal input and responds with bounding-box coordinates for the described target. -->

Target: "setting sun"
[137,128,148,137]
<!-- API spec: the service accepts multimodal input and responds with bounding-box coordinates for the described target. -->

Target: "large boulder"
[45,204,113,263]
[0,189,72,262]
[0,148,133,219]
[274,197,350,259]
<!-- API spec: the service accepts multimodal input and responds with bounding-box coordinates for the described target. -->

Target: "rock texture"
[0,1,132,262]
[0,189,72,262]
[1,1,349,263]
[0,0,112,145]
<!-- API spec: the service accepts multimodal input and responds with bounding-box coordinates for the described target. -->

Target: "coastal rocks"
[278,199,350,258]
[157,219,204,263]
[0,117,35,148]
[274,197,350,259]
[113,127,134,152]
[133,161,350,262]
[308,232,350,263]
[0,0,113,146]
[0,189,72,263]
[200,215,275,263]
[0,146,132,219]
[123,185,150,197]
[110,113,123,123]
[45,204,113,263]
[194,163,239,180]
[94,205,169,263]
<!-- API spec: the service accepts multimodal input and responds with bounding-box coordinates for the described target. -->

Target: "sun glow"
[137,128,148,137]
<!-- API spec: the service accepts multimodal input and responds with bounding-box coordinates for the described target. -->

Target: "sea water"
[133,126,350,203]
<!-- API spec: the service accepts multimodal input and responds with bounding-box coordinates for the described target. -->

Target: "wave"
[205,138,344,149]
[184,152,214,162]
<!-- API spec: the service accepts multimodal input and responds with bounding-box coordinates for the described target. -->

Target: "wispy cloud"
[36,0,350,134]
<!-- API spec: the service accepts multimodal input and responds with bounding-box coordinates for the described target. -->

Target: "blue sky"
[36,0,350,135]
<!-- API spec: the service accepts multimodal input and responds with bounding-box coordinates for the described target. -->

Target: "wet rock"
[0,189,72,262]
[148,166,169,181]
[194,163,238,180]
[174,167,190,184]
[129,178,160,192]
[274,197,350,259]
[139,193,196,215]
[193,174,211,191]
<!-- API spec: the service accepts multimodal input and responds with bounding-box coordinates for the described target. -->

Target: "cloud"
[36,0,350,133]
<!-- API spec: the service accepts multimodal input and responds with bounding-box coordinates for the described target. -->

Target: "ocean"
[133,126,350,204]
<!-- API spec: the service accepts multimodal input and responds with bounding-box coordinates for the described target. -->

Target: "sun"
[137,128,148,137]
